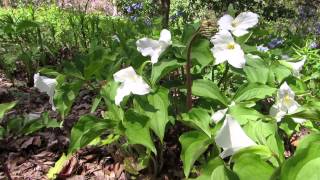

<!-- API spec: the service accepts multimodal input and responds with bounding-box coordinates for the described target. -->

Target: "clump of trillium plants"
[28,11,320,179]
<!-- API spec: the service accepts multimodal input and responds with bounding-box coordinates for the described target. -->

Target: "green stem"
[139,60,152,75]
[218,64,229,88]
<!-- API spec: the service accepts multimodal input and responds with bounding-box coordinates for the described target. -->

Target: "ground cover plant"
[1,0,320,179]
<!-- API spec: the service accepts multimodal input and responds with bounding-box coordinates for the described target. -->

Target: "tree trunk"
[161,0,170,29]
[3,0,9,8]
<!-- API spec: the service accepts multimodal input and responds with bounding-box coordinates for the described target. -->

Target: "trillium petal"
[211,108,228,123]
[211,48,228,65]
[211,30,234,46]
[113,66,137,83]
[292,117,306,124]
[269,103,286,122]
[218,14,234,31]
[114,83,131,105]
[287,59,305,77]
[226,46,246,68]
[159,29,172,44]
[130,76,151,95]
[232,29,249,37]
[34,73,57,111]
[278,82,295,99]
[234,12,259,31]
[215,115,256,158]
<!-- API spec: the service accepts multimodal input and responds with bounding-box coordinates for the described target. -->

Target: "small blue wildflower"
[125,6,133,13]
[130,15,138,22]
[267,38,284,49]
[310,41,318,49]
[132,2,143,10]
[256,45,269,52]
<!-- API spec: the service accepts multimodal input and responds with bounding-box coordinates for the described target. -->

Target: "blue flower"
[132,2,143,10]
[125,6,133,13]
[267,38,284,49]
[130,15,138,22]
[310,41,318,49]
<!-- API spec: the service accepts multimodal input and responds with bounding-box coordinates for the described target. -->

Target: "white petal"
[211,30,234,46]
[226,45,246,68]
[215,115,256,158]
[218,14,234,31]
[129,76,151,95]
[287,100,300,114]
[278,82,295,99]
[287,59,305,77]
[211,108,228,123]
[159,29,172,44]
[232,29,249,37]
[34,73,57,111]
[233,12,259,30]
[136,37,161,56]
[113,66,137,83]
[211,47,228,65]
[269,103,286,122]
[114,83,131,105]
[292,117,306,124]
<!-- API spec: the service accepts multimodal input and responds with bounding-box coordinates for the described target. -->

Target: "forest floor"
[0,71,184,180]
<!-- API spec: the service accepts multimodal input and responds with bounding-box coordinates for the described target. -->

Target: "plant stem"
[186,29,200,110]
[218,64,229,87]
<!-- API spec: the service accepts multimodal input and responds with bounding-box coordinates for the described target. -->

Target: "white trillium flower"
[211,30,246,68]
[34,73,57,111]
[215,115,256,158]
[287,59,305,77]
[211,102,236,123]
[136,29,172,64]
[211,108,228,123]
[113,66,151,105]
[218,12,259,37]
[269,82,306,123]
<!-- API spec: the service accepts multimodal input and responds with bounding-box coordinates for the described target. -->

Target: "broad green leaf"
[211,166,239,180]
[134,87,170,142]
[90,96,102,113]
[55,76,84,119]
[270,63,291,83]
[123,110,156,154]
[68,115,110,153]
[296,133,320,153]
[280,142,320,180]
[233,83,276,102]
[232,145,272,162]
[0,101,16,120]
[228,104,264,125]
[179,130,212,178]
[181,108,212,138]
[195,156,239,180]
[192,79,228,105]
[233,154,275,180]
[151,59,183,85]
[189,38,214,69]
[243,55,269,84]
[47,153,71,179]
